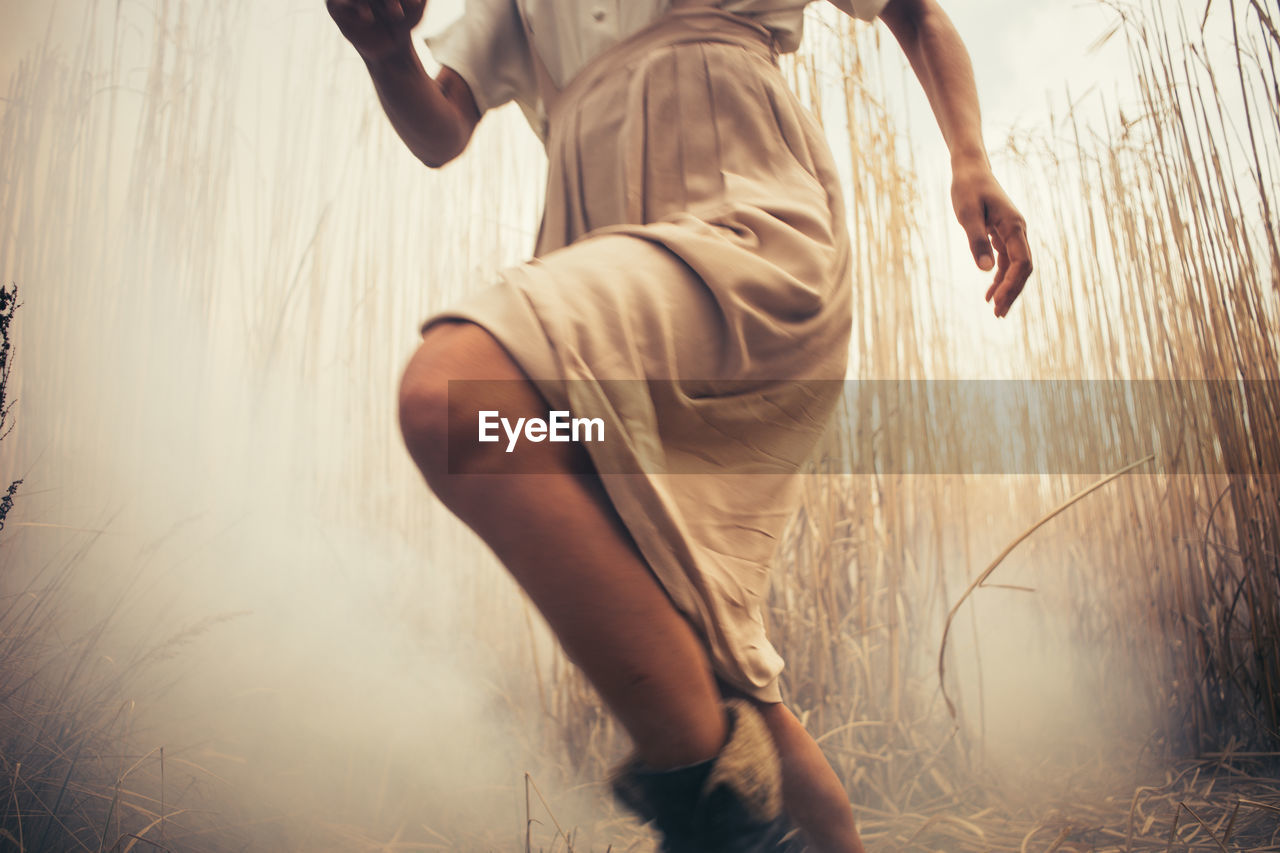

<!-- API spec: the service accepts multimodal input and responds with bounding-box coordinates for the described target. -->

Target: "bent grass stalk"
[937,454,1157,720]
[1,0,1279,850]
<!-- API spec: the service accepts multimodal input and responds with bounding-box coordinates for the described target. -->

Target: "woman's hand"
[951,159,1032,318]
[877,0,1033,318]
[327,0,477,168]
[327,0,427,64]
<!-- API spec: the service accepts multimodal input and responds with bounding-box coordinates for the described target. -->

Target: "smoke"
[1,1,604,849]
[3,0,1218,848]
[932,480,1166,801]
[7,244,590,848]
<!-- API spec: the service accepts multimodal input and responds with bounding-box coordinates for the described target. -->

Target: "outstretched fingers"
[985,214,1032,318]
[951,165,1033,318]
[954,194,996,273]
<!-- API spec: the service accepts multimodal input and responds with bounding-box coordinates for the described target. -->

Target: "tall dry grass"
[786,1,1280,846]
[993,0,1280,754]
[0,0,1277,850]
[0,2,546,849]
[533,5,1279,849]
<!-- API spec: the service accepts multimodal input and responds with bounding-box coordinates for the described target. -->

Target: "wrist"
[949,147,991,173]
[362,37,419,74]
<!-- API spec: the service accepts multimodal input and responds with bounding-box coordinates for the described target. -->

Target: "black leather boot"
[611,699,807,852]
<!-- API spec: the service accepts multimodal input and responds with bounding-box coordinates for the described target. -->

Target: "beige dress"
[422,0,877,703]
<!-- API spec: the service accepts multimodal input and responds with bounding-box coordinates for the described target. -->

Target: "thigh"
[405,322,730,766]
[411,317,534,385]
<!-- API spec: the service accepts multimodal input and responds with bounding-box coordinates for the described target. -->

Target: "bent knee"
[397,323,478,475]
[398,321,555,478]
[398,383,449,482]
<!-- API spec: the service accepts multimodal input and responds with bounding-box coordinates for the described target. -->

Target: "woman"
[327,1,1031,850]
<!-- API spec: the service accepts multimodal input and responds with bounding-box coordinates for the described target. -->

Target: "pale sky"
[0,0,1190,343]
[1,1,1139,136]
[0,0,1155,358]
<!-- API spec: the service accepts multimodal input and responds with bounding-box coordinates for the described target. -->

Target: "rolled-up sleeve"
[423,0,537,116]
[827,0,891,21]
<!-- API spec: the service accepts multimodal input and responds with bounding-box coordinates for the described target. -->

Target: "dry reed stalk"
[938,454,1157,719]
[3,0,1279,849]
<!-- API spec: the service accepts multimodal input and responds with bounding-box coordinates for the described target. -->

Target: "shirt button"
[591,8,606,21]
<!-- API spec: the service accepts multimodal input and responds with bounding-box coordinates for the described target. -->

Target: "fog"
[2,0,1266,850]
[0,2,606,847]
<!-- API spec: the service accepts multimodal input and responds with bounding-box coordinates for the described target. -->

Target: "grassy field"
[1,0,1277,850]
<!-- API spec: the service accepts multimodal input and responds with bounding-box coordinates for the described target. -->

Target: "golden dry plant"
[0,0,1278,851]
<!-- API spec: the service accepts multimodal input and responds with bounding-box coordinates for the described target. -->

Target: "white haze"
[0,1,618,848]
[0,0,1186,849]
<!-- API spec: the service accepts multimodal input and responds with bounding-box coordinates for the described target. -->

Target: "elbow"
[419,149,464,170]
[419,152,455,170]
[415,126,471,170]
[419,69,480,169]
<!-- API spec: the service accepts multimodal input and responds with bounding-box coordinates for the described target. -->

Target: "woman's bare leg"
[752,700,866,853]
[398,320,727,770]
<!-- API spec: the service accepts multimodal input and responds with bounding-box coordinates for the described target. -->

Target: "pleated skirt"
[421,7,852,703]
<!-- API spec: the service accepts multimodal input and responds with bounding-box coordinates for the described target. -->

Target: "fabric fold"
[421,7,853,702]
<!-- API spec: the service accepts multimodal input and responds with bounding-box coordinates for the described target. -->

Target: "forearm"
[364,43,475,168]
[877,0,1033,314]
[884,1,988,168]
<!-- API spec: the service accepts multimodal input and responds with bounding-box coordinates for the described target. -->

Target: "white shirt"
[426,0,888,135]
